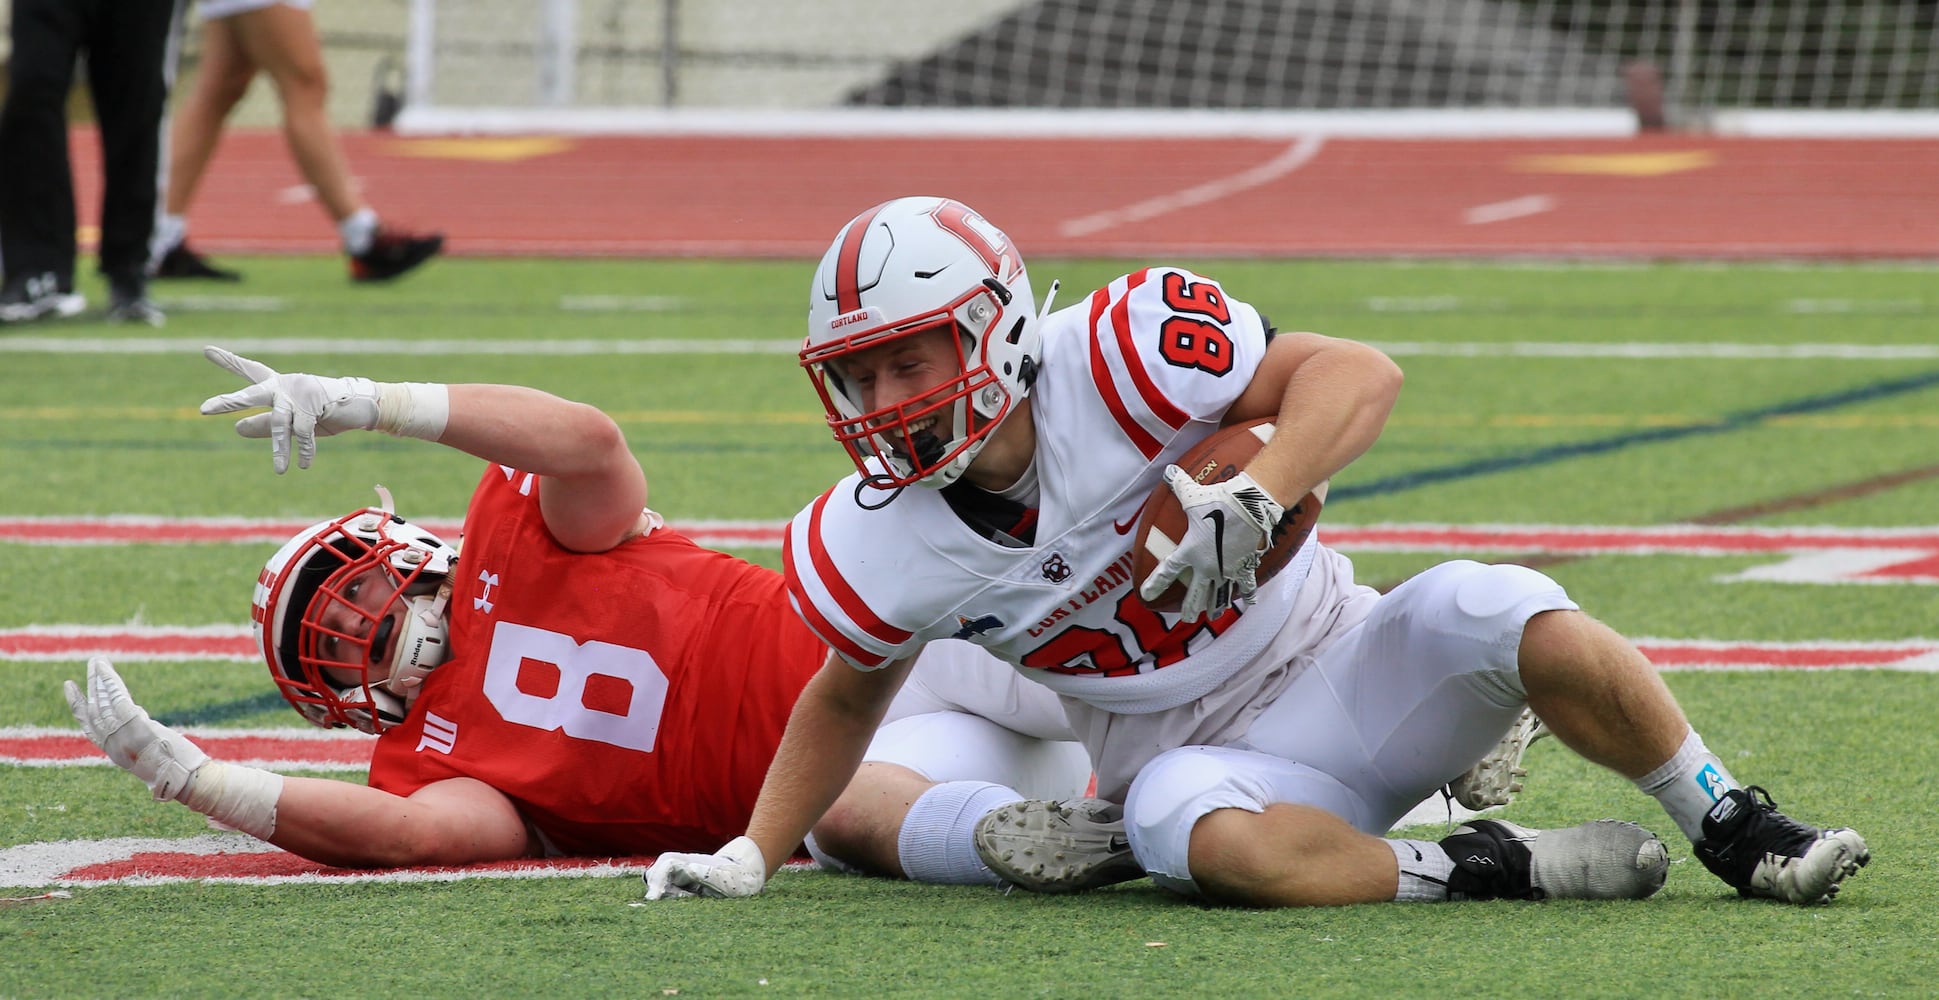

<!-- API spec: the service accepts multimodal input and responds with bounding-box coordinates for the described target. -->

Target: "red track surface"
[67,130,1939,258]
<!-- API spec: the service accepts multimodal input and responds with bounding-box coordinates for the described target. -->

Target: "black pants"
[0,0,183,287]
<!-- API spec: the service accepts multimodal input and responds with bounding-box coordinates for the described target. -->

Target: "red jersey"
[368,464,828,855]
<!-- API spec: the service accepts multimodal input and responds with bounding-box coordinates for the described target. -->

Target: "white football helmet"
[252,488,456,733]
[802,196,1049,488]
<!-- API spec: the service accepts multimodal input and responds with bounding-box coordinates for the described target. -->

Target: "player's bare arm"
[267,775,536,868]
[744,652,918,875]
[199,346,650,553]
[437,384,648,553]
[641,652,920,898]
[1220,332,1403,509]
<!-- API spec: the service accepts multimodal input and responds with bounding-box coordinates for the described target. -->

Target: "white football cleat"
[973,798,1144,893]
[1448,707,1548,810]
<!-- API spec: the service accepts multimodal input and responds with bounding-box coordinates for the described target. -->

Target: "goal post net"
[394,0,1939,136]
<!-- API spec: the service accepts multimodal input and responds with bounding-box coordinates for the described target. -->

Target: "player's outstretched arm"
[272,775,537,868]
[198,346,648,553]
[643,652,916,899]
[66,657,537,868]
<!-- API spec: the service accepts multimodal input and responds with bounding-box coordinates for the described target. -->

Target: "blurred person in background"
[149,0,442,283]
[0,0,181,325]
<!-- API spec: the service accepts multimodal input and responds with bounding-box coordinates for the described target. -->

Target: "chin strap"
[384,583,453,711]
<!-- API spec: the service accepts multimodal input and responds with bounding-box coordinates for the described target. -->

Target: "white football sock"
[153,214,187,255]
[1635,728,1739,842]
[896,780,1022,886]
[1390,838,1457,901]
[339,209,379,255]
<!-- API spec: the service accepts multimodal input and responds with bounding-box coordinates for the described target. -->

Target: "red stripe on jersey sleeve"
[1087,286,1162,460]
[783,507,888,668]
[785,491,912,658]
[1109,269,1190,431]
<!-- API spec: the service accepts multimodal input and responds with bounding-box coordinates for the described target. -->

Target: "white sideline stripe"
[1464,194,1556,225]
[153,296,286,312]
[558,295,685,312]
[2,337,1933,360]
[21,518,1939,548]
[0,337,796,356]
[1060,134,1327,237]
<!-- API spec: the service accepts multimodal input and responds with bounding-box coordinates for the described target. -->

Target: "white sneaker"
[1448,707,1548,810]
[973,798,1144,893]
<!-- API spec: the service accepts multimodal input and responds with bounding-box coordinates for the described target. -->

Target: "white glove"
[62,657,210,802]
[641,836,769,900]
[199,346,383,473]
[1138,466,1286,619]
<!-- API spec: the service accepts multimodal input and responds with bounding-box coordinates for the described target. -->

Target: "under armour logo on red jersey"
[416,711,457,755]
[474,570,500,614]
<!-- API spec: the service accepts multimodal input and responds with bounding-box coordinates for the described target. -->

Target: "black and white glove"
[641,836,769,900]
[198,346,448,473]
[1137,466,1285,618]
[63,657,209,802]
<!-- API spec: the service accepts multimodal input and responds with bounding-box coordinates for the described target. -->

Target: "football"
[1130,418,1326,614]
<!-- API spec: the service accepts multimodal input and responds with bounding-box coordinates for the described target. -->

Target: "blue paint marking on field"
[1332,368,1939,502]
[157,691,293,728]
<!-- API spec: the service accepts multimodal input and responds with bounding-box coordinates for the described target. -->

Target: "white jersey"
[785,267,1344,714]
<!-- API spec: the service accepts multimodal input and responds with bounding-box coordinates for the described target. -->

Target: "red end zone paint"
[63,850,653,882]
[0,728,373,768]
[0,834,818,888]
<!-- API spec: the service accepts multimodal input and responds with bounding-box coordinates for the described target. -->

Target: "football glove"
[641,836,768,900]
[1138,465,1286,619]
[199,346,384,473]
[63,657,209,802]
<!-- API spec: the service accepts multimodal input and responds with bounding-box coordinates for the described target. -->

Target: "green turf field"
[3,257,1937,998]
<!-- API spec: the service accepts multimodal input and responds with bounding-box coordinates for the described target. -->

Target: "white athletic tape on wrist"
[181,762,284,841]
[375,382,450,441]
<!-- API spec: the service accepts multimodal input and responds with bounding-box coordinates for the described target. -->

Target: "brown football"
[1130,418,1326,614]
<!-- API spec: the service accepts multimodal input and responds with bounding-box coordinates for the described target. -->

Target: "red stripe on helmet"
[834,202,891,314]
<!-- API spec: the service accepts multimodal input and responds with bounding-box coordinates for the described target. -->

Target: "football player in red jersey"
[63,345,1087,880]
[645,196,1868,907]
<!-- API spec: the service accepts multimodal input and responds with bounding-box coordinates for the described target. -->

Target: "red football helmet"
[802,196,1052,488]
[251,490,455,733]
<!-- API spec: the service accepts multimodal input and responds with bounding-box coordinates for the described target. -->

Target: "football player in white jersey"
[643,197,1868,907]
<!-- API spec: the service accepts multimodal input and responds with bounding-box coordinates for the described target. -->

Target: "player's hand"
[199,346,384,473]
[641,836,768,900]
[62,657,209,802]
[1138,466,1286,618]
